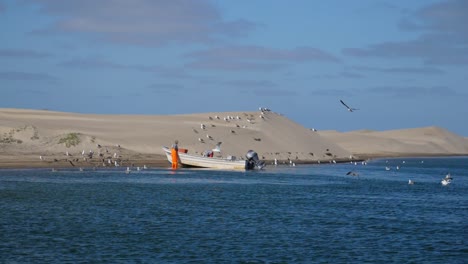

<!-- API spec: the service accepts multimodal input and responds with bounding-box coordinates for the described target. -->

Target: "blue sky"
[1,0,467,135]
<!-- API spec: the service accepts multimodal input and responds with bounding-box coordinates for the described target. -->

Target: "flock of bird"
[345,159,455,186]
[39,143,150,173]
[194,108,270,157]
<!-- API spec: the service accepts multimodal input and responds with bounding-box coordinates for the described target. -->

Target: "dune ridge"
[0,108,351,168]
[1,108,467,168]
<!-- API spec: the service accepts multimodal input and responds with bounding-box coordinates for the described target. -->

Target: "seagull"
[200,124,206,129]
[206,134,213,140]
[346,171,359,176]
[445,173,453,180]
[198,138,204,143]
[408,179,414,185]
[340,100,359,112]
[212,142,222,152]
[441,178,451,186]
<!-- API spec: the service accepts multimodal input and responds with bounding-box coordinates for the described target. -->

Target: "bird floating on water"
[441,179,451,186]
[340,100,359,112]
[408,179,414,185]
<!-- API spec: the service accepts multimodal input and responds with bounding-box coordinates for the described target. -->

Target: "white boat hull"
[162,147,248,170]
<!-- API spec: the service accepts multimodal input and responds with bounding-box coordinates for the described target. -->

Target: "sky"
[1,0,467,136]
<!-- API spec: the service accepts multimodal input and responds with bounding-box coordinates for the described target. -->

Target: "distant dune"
[0,108,351,168]
[318,126,468,158]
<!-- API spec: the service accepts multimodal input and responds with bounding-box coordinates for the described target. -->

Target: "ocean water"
[0,157,467,263]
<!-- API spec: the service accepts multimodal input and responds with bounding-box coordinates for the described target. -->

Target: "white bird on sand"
[65,151,70,156]
[81,150,85,155]
[114,160,119,167]
[215,115,219,119]
[274,158,278,166]
[39,155,43,160]
[198,138,204,143]
[114,153,117,158]
[206,134,213,139]
[201,124,206,129]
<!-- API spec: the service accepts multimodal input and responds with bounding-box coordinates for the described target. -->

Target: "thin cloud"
[223,80,277,88]
[311,71,365,79]
[343,0,468,65]
[187,45,339,63]
[0,71,58,82]
[186,59,285,72]
[147,83,185,94]
[367,85,464,97]
[353,66,445,74]
[58,57,127,69]
[185,45,339,71]
[0,49,52,58]
[27,0,256,46]
[58,57,195,79]
[251,88,299,97]
[311,88,355,97]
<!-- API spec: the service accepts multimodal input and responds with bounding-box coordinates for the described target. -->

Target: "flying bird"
[212,142,222,152]
[340,100,359,112]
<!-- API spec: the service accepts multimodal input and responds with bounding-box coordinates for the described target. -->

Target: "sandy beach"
[1,108,467,169]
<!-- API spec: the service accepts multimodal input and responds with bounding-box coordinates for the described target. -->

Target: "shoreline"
[0,153,465,170]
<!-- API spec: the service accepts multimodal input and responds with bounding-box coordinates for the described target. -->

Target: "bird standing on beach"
[340,100,359,112]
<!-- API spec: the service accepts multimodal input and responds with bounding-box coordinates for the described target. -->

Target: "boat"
[162,147,265,170]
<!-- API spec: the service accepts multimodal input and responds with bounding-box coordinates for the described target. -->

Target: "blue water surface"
[1,157,467,263]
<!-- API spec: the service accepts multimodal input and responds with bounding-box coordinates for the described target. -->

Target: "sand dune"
[318,126,468,158]
[0,108,351,168]
[1,108,467,168]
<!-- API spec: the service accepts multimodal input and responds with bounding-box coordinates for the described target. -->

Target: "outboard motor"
[245,150,265,170]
